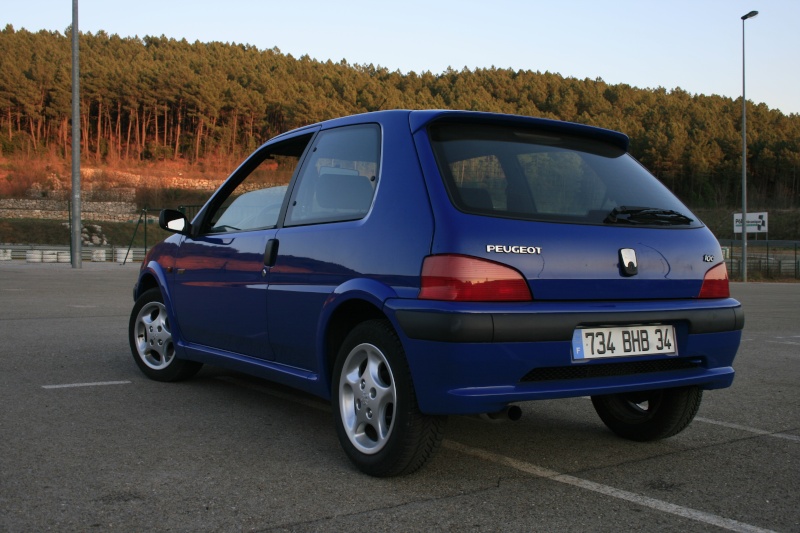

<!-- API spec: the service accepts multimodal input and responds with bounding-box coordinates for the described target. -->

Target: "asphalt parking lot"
[0,261,797,532]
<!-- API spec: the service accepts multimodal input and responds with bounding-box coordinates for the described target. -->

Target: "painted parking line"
[41,380,131,389]
[742,335,800,347]
[577,397,798,443]
[216,376,774,533]
[696,417,800,442]
[765,339,800,347]
[444,441,774,533]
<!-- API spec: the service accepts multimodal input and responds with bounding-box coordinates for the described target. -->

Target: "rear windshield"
[428,122,701,228]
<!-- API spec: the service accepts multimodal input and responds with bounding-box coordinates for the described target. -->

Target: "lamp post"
[740,10,758,282]
[71,0,81,268]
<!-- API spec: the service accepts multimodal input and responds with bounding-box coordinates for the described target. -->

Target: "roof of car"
[270,109,630,151]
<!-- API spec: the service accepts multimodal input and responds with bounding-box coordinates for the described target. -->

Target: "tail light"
[698,263,730,298]
[419,254,532,302]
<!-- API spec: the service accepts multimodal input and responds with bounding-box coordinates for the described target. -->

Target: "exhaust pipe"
[479,405,522,422]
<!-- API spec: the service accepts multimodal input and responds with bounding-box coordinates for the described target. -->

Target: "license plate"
[572,325,677,359]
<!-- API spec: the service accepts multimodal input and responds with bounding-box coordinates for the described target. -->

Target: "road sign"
[733,212,768,234]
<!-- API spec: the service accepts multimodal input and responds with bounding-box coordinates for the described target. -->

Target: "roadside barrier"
[115,248,133,263]
[26,250,42,263]
[6,247,140,263]
[41,250,58,263]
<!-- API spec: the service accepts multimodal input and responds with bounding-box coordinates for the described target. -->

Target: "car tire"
[591,386,702,441]
[332,319,446,477]
[129,288,202,382]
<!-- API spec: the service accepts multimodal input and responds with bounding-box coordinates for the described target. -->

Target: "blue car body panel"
[134,109,743,415]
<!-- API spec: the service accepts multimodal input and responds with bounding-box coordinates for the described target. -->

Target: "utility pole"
[71,0,82,268]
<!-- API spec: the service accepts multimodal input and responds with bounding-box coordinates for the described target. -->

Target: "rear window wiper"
[604,206,693,226]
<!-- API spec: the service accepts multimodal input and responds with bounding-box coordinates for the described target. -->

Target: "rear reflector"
[698,263,730,298]
[419,254,532,302]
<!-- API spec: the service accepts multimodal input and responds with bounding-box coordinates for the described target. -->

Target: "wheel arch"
[129,281,203,382]
[322,297,389,395]
[134,261,170,300]
[134,271,160,300]
[133,262,185,350]
[317,278,403,390]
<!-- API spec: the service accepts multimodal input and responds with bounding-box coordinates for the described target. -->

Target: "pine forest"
[1,25,799,209]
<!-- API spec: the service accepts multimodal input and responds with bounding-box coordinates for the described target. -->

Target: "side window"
[203,134,312,233]
[210,185,288,232]
[285,124,380,226]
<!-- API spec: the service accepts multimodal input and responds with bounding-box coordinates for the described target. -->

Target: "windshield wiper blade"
[604,206,693,226]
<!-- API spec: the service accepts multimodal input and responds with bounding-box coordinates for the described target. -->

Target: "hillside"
[1,25,799,210]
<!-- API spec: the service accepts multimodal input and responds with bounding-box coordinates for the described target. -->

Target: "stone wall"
[0,198,139,222]
[29,188,137,202]
[81,169,223,191]
[1,168,229,222]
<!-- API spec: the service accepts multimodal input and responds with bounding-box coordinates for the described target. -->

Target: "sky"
[5,0,799,115]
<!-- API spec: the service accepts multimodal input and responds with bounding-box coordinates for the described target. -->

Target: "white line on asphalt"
[765,340,800,347]
[42,380,131,389]
[444,441,775,533]
[696,417,800,442]
[216,376,775,532]
[578,397,798,443]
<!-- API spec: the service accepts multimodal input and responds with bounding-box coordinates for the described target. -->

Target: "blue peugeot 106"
[130,110,743,476]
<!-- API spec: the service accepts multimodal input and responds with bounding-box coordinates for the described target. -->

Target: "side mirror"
[159,209,190,234]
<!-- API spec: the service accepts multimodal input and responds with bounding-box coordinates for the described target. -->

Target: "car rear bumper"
[384,298,743,415]
[394,298,744,343]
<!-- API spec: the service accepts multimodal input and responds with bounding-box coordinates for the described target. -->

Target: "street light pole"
[740,10,758,282]
[71,0,82,268]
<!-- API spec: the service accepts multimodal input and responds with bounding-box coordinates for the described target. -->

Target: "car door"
[266,124,381,370]
[170,132,313,359]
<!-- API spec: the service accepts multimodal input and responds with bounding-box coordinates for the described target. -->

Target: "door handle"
[263,238,279,268]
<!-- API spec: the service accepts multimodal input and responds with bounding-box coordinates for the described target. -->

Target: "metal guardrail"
[0,204,205,266]
[0,244,146,263]
[720,239,800,280]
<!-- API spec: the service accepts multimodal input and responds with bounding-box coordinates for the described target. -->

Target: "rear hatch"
[427,216,718,300]
[416,114,722,301]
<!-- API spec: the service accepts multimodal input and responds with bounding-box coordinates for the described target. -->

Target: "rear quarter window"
[285,124,380,226]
